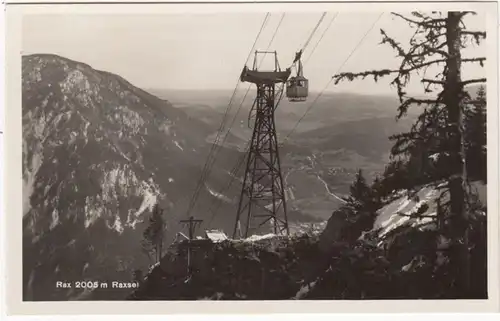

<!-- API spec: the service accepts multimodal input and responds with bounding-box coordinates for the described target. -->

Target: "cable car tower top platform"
[240,51,291,85]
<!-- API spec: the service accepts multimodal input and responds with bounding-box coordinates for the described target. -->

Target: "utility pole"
[233,51,291,239]
[179,216,203,275]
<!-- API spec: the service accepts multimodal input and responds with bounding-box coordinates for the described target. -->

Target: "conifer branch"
[462,57,486,66]
[392,12,447,28]
[422,79,445,84]
[462,78,486,86]
[333,60,447,84]
[461,30,486,38]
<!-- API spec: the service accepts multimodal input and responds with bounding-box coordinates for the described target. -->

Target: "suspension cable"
[280,12,384,146]
[301,12,327,53]
[304,12,339,65]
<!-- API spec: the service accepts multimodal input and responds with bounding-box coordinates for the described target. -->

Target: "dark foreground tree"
[333,11,486,297]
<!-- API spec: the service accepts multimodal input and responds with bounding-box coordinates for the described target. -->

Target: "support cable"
[280,13,384,146]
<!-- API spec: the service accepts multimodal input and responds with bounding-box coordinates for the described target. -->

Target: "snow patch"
[174,141,184,151]
[205,184,232,203]
[159,122,173,135]
[294,280,317,299]
[126,180,160,229]
[83,120,90,144]
[112,215,124,234]
[49,208,60,230]
[244,233,276,242]
[120,106,145,135]
[84,196,104,228]
[374,186,441,238]
[60,69,90,95]
[148,262,160,275]
[23,146,43,217]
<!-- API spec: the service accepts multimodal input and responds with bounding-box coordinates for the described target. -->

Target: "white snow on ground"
[174,141,184,151]
[294,280,317,299]
[84,196,105,228]
[83,164,161,229]
[168,178,174,183]
[120,105,145,135]
[205,184,232,203]
[23,147,43,216]
[289,221,328,236]
[83,120,90,144]
[148,262,160,274]
[159,122,173,135]
[244,233,276,242]
[198,292,224,300]
[49,208,60,230]
[373,182,485,239]
[111,215,124,234]
[374,186,437,237]
[126,182,158,229]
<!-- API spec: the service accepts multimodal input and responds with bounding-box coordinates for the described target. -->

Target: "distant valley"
[150,87,417,218]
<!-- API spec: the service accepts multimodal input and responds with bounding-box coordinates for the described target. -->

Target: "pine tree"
[142,203,166,264]
[341,169,381,242]
[332,12,486,296]
[371,175,384,205]
[346,169,372,209]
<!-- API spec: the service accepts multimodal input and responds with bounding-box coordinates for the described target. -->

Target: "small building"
[205,229,228,243]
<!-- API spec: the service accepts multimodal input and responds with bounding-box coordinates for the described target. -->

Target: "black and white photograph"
[4,1,498,312]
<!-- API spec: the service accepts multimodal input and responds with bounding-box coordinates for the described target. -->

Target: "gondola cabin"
[286,76,308,102]
[285,53,308,102]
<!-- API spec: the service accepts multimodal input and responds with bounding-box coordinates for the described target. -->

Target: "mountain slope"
[22,54,245,301]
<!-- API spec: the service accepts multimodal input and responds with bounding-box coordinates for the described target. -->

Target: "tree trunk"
[445,11,470,296]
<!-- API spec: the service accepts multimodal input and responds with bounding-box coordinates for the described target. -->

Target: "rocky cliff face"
[22,54,244,301]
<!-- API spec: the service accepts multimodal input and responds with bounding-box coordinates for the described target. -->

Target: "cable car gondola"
[286,51,308,102]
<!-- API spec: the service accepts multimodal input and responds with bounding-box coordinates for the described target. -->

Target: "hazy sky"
[23,12,487,95]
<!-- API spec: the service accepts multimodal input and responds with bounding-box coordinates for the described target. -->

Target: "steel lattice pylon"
[233,51,291,239]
